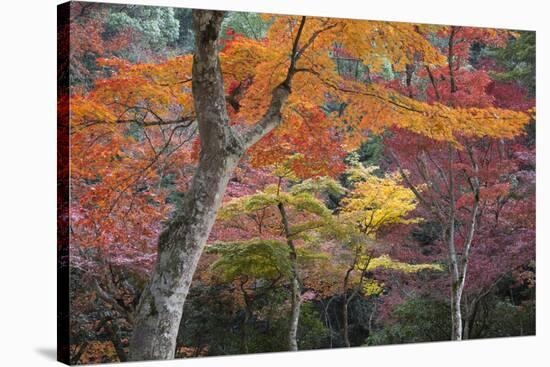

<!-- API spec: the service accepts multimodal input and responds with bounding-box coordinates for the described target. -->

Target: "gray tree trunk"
[278,202,302,351]
[129,11,244,360]
[129,11,307,360]
[450,270,464,341]
[129,153,240,360]
[450,201,477,341]
[342,266,353,348]
[289,275,301,351]
[447,150,479,341]
[342,277,366,347]
[342,298,351,347]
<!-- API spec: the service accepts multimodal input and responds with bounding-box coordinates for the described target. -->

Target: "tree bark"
[288,275,301,351]
[129,10,243,360]
[450,270,463,340]
[342,264,354,348]
[342,259,369,347]
[129,146,241,360]
[278,202,302,351]
[405,63,415,98]
[446,143,463,341]
[129,11,308,360]
[342,297,351,347]
[447,143,479,341]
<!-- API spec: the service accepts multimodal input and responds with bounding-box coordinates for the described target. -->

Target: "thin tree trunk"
[447,142,479,341]
[342,297,351,347]
[446,143,463,341]
[288,274,301,351]
[342,253,369,347]
[450,270,463,341]
[425,65,441,101]
[450,249,462,341]
[405,63,415,98]
[323,296,336,348]
[342,265,354,347]
[278,202,301,351]
[452,196,479,341]
[342,286,365,347]
[455,146,480,341]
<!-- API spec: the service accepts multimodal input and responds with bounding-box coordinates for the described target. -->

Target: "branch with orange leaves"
[242,17,339,149]
[293,66,530,143]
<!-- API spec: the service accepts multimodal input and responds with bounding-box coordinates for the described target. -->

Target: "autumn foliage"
[63,2,535,363]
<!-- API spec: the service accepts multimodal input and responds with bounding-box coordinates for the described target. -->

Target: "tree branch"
[242,17,308,149]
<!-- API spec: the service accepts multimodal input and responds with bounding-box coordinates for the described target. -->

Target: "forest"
[58,2,536,364]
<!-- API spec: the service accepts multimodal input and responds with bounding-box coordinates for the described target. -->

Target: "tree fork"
[129,10,307,360]
[129,10,243,360]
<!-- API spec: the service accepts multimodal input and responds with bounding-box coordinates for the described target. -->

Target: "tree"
[214,174,342,350]
[490,31,536,97]
[206,240,291,352]
[385,28,533,340]
[337,164,415,346]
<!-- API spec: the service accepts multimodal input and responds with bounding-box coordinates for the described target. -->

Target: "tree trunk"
[450,270,464,341]
[405,63,415,98]
[342,297,351,347]
[342,280,366,347]
[129,10,306,360]
[448,26,458,94]
[446,143,462,341]
[277,202,301,351]
[448,187,479,340]
[129,10,244,360]
[342,265,353,348]
[341,251,369,347]
[129,151,240,360]
[289,274,301,351]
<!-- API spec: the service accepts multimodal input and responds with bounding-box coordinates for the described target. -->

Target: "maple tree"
[206,239,291,353]
[382,26,534,340]
[322,162,441,346]
[213,173,342,351]
[64,3,534,361]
